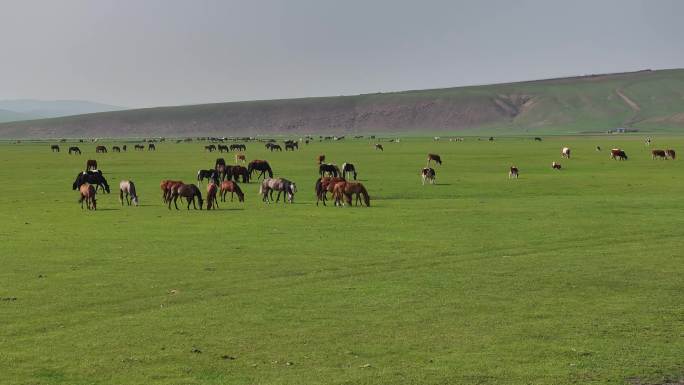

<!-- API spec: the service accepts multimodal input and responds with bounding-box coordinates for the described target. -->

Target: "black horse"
[231,165,250,183]
[319,163,340,177]
[197,169,220,185]
[68,146,81,155]
[285,142,298,151]
[230,144,246,151]
[247,160,273,180]
[218,144,230,152]
[341,163,357,180]
[72,170,110,193]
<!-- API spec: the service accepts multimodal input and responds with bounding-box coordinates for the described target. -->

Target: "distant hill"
[0,99,123,122]
[1,69,683,138]
[0,109,40,123]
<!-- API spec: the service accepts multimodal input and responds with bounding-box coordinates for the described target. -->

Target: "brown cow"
[610,149,628,160]
[651,149,667,160]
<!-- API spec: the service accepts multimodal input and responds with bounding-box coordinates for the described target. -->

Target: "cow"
[610,148,628,160]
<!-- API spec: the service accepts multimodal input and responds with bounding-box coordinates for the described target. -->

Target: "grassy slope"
[1,69,684,138]
[0,137,682,384]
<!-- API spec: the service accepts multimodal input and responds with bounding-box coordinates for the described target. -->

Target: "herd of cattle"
[63,140,676,211]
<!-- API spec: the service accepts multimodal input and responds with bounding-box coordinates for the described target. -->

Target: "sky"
[1,0,683,108]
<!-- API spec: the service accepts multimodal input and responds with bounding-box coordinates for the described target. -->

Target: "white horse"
[561,147,571,159]
[421,167,436,185]
[119,180,139,206]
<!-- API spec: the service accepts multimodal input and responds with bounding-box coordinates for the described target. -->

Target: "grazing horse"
[285,142,298,151]
[247,160,273,180]
[315,176,345,206]
[652,149,667,160]
[220,180,245,202]
[319,163,341,177]
[86,159,98,171]
[205,144,216,152]
[79,183,97,210]
[122,145,127,151]
[230,165,250,183]
[561,147,571,159]
[148,143,156,151]
[552,162,562,170]
[610,149,628,160]
[596,146,601,152]
[197,169,220,185]
[317,154,326,164]
[534,137,542,142]
[206,183,219,210]
[217,144,230,152]
[119,180,139,206]
[269,144,283,152]
[427,153,442,166]
[375,144,384,151]
[665,149,676,160]
[169,183,203,210]
[51,145,60,152]
[235,154,246,164]
[260,178,296,203]
[341,163,357,180]
[160,180,183,203]
[421,167,436,185]
[230,144,246,151]
[134,144,145,151]
[112,146,121,152]
[509,166,519,179]
[95,145,108,153]
[332,181,370,207]
[68,146,81,154]
[73,170,110,193]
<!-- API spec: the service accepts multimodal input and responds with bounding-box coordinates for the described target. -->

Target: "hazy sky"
[1,0,683,108]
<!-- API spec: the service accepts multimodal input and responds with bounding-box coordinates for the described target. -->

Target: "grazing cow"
[561,147,571,159]
[79,183,97,210]
[427,153,442,166]
[112,146,121,152]
[421,167,436,185]
[119,180,139,206]
[197,169,220,185]
[205,144,216,152]
[169,183,203,210]
[341,163,357,180]
[665,149,676,160]
[509,166,519,179]
[95,145,107,153]
[235,154,246,164]
[610,148,628,160]
[68,146,81,155]
[375,144,384,151]
[134,144,145,151]
[331,181,370,207]
[51,145,60,152]
[534,137,542,142]
[319,163,341,178]
[206,183,219,210]
[652,149,667,160]
[317,154,326,164]
[148,143,156,151]
[552,162,562,170]
[220,180,245,202]
[247,160,273,180]
[86,159,98,171]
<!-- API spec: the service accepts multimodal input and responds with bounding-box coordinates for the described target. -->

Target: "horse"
[509,166,519,179]
[375,144,384,151]
[73,170,110,193]
[552,162,562,170]
[317,154,326,164]
[122,145,127,152]
[230,144,246,151]
[421,167,436,185]
[86,159,98,171]
[534,137,543,142]
[197,169,220,185]
[51,145,60,152]
[285,142,298,151]
[235,154,246,164]
[119,180,139,206]
[217,144,230,153]
[134,144,144,151]
[315,176,345,206]
[206,183,219,210]
[247,160,273,180]
[260,178,296,204]
[610,149,628,160]
[341,163,357,180]
[269,144,283,152]
[160,180,183,203]
[230,165,250,183]
[95,145,107,153]
[332,181,370,207]
[112,146,121,152]
[652,149,667,160]
[79,183,97,210]
[427,153,442,166]
[148,143,156,151]
[596,146,601,152]
[205,144,216,152]
[561,147,571,159]
[68,146,81,155]
[220,180,245,202]
[319,163,341,177]
[665,149,676,160]
[169,183,203,210]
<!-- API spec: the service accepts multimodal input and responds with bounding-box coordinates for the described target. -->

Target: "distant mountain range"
[1,69,684,138]
[0,99,123,123]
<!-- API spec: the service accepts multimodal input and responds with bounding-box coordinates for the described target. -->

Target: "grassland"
[0,136,682,385]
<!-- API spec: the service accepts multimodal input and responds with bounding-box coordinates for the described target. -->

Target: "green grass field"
[1,136,682,385]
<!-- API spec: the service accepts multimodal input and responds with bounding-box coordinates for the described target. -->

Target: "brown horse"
[665,149,676,160]
[220,180,245,202]
[230,165,250,183]
[169,183,203,210]
[86,159,98,171]
[652,149,667,159]
[206,183,219,210]
[315,176,345,206]
[332,181,370,207]
[79,183,97,210]
[427,153,442,166]
[95,145,107,153]
[317,154,326,164]
[160,180,183,203]
[235,154,246,164]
